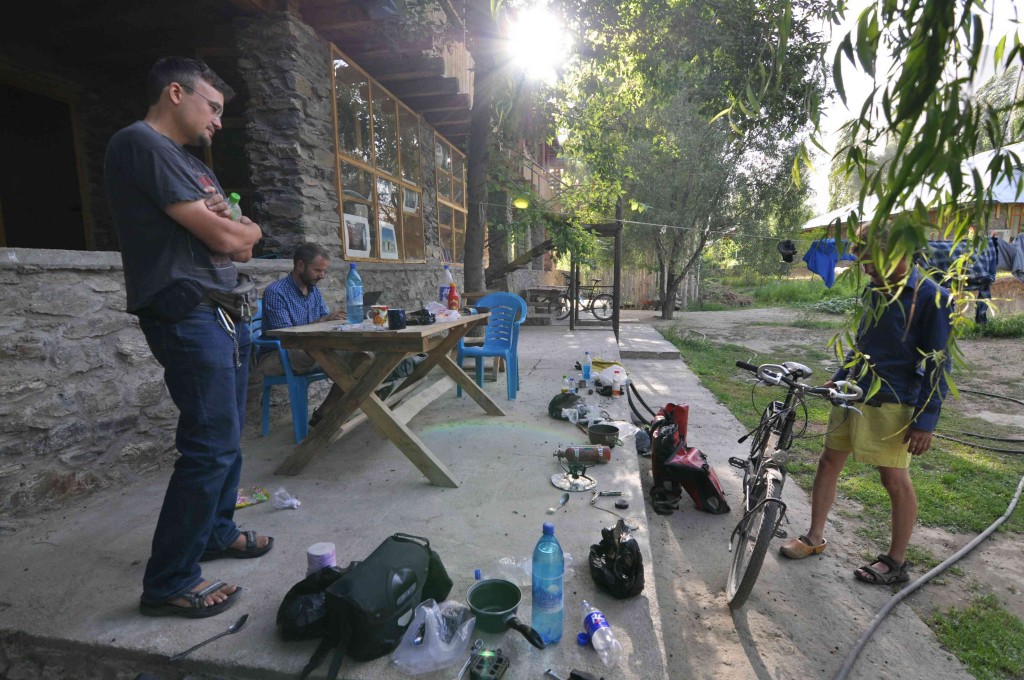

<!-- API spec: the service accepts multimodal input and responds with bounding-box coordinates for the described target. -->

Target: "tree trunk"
[463,4,498,294]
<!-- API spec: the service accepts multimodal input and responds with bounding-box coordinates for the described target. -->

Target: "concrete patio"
[0,316,973,680]
[0,322,668,680]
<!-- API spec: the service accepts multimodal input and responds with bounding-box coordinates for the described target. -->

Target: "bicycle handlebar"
[735,360,864,404]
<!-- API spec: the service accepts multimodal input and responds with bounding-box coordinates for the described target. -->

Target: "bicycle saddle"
[781,361,812,379]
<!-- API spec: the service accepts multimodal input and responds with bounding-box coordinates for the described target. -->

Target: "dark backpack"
[297,533,453,680]
[649,402,730,515]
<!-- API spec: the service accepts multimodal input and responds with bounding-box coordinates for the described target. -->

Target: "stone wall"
[0,248,457,517]
[236,13,341,255]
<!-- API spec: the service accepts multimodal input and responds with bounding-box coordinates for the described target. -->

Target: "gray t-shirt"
[105,121,237,314]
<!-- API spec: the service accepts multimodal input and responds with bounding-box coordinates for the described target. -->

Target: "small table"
[268,313,504,485]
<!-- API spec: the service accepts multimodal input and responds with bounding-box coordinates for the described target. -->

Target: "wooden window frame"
[331,45,428,263]
[434,135,467,266]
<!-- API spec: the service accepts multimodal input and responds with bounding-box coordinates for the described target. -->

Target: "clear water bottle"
[582,351,592,381]
[440,265,454,304]
[561,375,570,394]
[580,600,623,667]
[226,192,242,221]
[568,376,576,394]
[346,263,364,324]
[531,522,563,644]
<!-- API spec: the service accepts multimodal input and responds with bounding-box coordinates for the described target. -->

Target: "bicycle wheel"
[550,294,571,321]
[592,293,615,320]
[726,474,782,609]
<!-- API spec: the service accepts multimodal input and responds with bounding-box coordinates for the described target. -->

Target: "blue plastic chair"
[456,292,527,400]
[250,300,329,443]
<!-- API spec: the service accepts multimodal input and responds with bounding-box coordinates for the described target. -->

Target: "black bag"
[588,519,644,599]
[299,533,452,680]
[276,565,349,641]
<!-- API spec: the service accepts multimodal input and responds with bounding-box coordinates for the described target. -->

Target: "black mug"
[387,308,407,330]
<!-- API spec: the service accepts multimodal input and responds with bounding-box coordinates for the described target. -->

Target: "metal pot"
[466,579,545,649]
[588,423,621,448]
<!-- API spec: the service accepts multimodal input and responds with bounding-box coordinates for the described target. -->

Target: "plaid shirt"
[914,240,998,286]
[259,274,329,358]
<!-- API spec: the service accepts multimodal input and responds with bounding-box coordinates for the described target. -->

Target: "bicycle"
[551,272,615,321]
[725,360,863,609]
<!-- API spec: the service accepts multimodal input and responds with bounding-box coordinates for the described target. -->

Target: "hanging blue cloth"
[803,238,857,288]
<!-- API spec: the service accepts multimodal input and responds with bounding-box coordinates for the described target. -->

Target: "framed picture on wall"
[379,221,399,260]
[403,187,419,214]
[343,213,371,258]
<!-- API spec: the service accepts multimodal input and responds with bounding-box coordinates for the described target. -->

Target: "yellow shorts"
[823,402,914,469]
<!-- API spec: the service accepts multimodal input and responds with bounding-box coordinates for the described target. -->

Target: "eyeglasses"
[181,85,224,119]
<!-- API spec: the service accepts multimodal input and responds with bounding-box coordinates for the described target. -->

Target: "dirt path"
[625,307,1024,679]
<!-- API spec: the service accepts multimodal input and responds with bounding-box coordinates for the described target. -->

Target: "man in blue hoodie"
[780,227,953,586]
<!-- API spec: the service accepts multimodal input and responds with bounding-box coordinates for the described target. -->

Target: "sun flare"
[505,4,572,83]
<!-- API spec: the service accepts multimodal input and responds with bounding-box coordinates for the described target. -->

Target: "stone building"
[0,1,560,514]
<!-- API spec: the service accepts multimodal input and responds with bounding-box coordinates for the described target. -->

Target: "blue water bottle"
[582,351,592,381]
[346,263,363,324]
[531,521,564,644]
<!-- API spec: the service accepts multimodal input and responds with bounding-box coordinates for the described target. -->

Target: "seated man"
[259,242,349,426]
[259,242,422,427]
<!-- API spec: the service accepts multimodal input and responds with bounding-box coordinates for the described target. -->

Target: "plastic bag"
[272,487,301,509]
[488,553,576,587]
[595,364,627,387]
[390,599,476,675]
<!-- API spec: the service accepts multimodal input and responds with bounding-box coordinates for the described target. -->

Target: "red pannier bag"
[650,403,729,514]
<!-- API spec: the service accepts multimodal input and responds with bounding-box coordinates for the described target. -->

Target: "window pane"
[341,162,375,258]
[376,177,400,259]
[439,204,454,263]
[402,188,424,260]
[454,210,466,264]
[334,59,370,163]
[454,154,465,206]
[399,107,421,186]
[372,85,399,177]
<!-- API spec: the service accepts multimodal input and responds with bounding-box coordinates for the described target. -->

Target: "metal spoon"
[168,613,248,662]
[547,492,571,514]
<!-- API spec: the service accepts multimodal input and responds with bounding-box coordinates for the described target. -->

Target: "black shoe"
[308,412,322,428]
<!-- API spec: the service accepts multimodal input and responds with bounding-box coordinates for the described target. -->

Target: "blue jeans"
[138,304,250,603]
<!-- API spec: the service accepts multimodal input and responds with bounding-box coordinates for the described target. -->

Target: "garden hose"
[957,387,1024,407]
[933,434,1024,455]
[833,472,1024,680]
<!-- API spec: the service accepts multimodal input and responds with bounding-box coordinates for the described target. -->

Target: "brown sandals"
[854,554,910,585]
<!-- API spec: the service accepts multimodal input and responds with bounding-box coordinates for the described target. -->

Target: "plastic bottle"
[440,265,454,304]
[611,368,623,398]
[582,351,592,381]
[580,600,623,667]
[346,263,364,324]
[226,192,242,221]
[447,281,460,311]
[532,522,564,644]
[567,376,576,394]
[561,376,570,394]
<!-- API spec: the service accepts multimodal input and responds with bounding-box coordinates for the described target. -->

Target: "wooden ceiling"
[0,0,471,147]
[245,0,473,146]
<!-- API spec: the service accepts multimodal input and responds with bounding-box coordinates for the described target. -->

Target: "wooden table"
[267,314,504,485]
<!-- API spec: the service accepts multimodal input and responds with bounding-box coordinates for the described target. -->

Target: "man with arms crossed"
[780,226,953,585]
[105,57,272,618]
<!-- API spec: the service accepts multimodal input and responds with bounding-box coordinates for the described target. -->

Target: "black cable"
[628,381,659,418]
[957,387,1024,407]
[939,430,1024,443]
[933,433,1024,455]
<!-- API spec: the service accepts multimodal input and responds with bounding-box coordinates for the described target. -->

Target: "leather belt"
[862,392,901,408]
